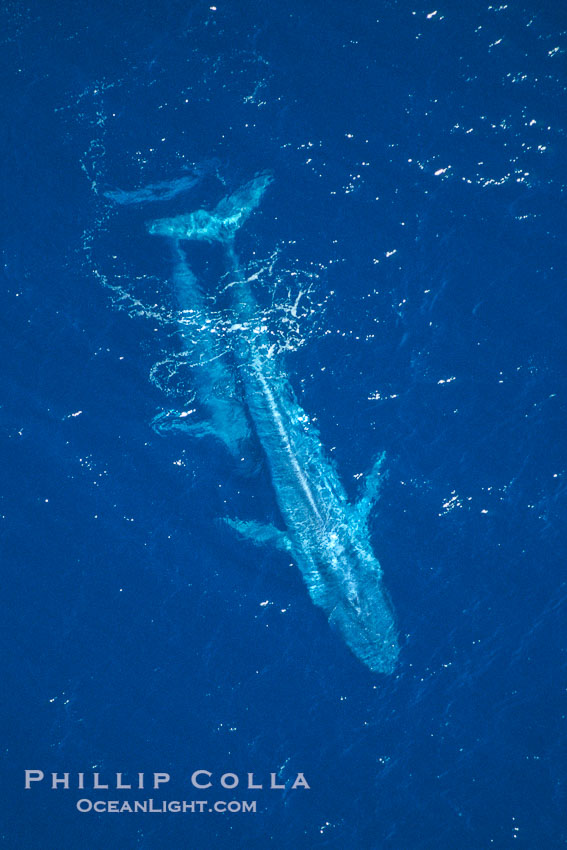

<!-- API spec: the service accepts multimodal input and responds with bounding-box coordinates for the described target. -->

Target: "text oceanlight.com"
[76,799,257,814]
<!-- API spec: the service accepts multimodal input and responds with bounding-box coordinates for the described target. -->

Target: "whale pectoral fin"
[151,410,217,441]
[151,408,250,459]
[354,450,387,526]
[223,517,292,554]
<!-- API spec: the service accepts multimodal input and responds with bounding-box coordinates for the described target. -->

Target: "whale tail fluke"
[147,171,273,244]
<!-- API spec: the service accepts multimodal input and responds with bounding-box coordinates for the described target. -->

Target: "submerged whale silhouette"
[148,174,399,674]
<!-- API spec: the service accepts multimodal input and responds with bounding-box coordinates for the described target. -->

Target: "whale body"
[148,174,399,674]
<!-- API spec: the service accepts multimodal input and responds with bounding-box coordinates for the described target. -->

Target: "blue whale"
[148,174,399,674]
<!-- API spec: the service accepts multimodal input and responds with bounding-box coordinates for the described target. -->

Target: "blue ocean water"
[2,1,566,847]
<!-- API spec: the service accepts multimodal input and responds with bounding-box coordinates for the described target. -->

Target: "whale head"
[316,536,399,674]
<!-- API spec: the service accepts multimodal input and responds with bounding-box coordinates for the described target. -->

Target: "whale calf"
[148,174,399,674]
